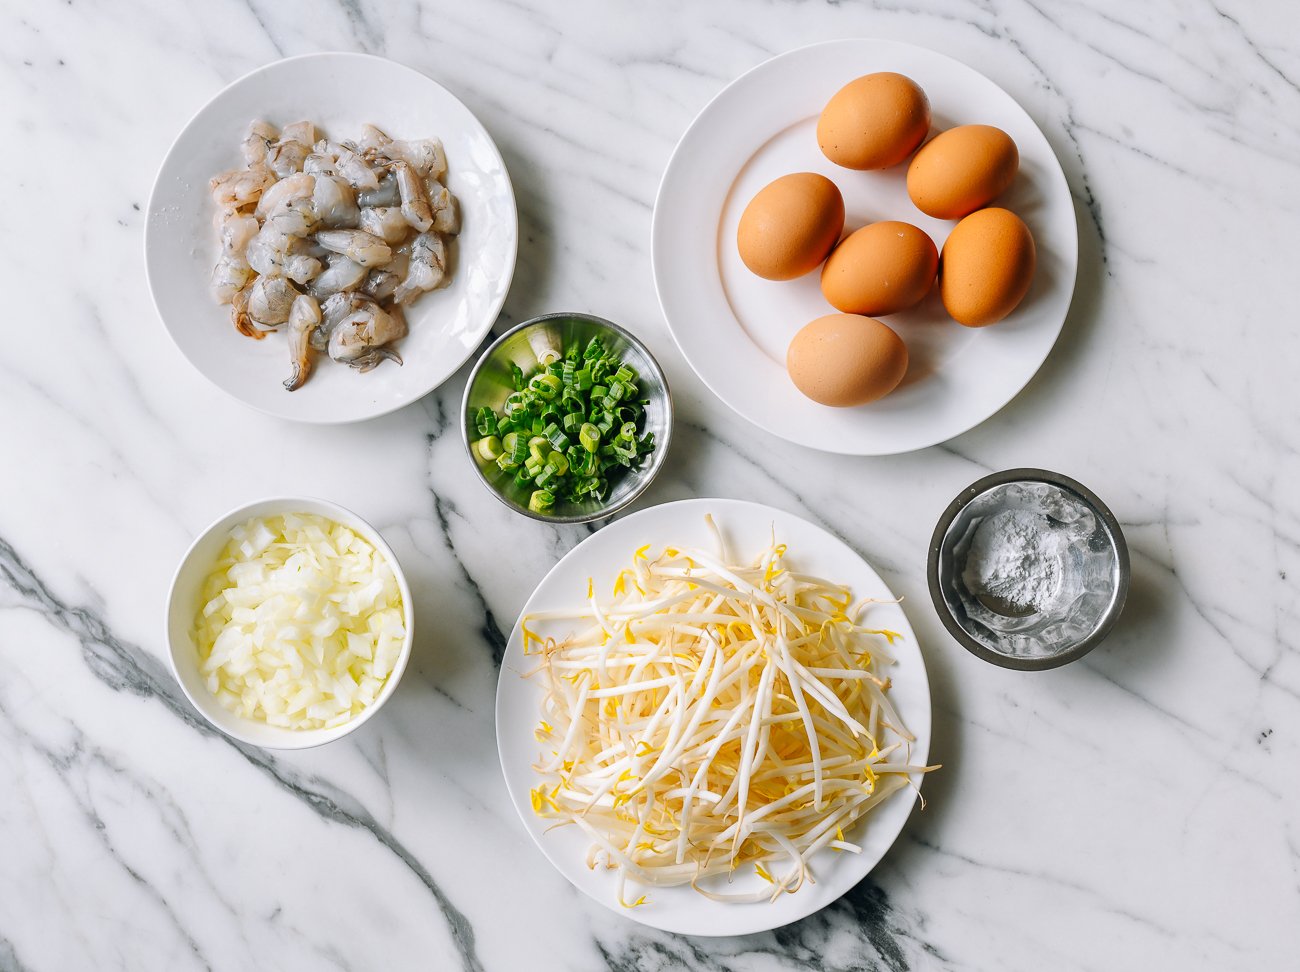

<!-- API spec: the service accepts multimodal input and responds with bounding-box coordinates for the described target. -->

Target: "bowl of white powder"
[928,469,1129,670]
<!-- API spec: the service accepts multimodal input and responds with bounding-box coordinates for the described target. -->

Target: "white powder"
[962,509,1064,612]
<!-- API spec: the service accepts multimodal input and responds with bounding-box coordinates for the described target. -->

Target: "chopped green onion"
[474,436,503,461]
[477,337,654,509]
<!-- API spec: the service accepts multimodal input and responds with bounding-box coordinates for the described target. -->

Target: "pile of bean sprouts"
[524,517,933,907]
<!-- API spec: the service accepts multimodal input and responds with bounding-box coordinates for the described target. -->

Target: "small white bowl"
[165,497,414,749]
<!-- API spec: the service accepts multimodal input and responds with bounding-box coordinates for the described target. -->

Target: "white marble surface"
[2,1,1298,969]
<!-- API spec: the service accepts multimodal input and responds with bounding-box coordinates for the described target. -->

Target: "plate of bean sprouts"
[496,497,934,935]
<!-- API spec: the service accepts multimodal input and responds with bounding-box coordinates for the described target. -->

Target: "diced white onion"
[193,513,405,730]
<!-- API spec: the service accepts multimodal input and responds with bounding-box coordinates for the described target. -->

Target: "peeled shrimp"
[358,206,410,244]
[210,254,252,304]
[265,193,319,238]
[362,268,401,302]
[309,254,367,297]
[283,294,322,391]
[357,174,400,208]
[266,122,316,179]
[312,175,360,229]
[317,140,380,191]
[247,275,300,325]
[315,292,376,351]
[359,124,447,179]
[255,173,314,218]
[303,153,336,177]
[280,121,316,146]
[210,163,275,212]
[219,213,259,256]
[391,160,433,232]
[241,120,278,166]
[427,181,459,234]
[314,229,391,268]
[394,232,447,304]
[246,225,323,282]
[230,287,263,340]
[328,302,407,371]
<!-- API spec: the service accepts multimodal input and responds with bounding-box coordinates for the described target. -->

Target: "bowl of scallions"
[461,313,673,523]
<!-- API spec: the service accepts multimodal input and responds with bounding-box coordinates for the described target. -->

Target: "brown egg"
[736,173,845,280]
[940,208,1036,327]
[820,221,938,316]
[787,314,909,406]
[817,73,931,170]
[907,125,1019,219]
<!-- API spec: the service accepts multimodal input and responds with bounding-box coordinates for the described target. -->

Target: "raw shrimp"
[280,121,317,145]
[265,194,319,238]
[246,226,323,282]
[391,160,433,232]
[309,255,367,297]
[230,287,264,340]
[357,174,400,208]
[207,119,458,386]
[210,254,252,304]
[427,181,459,234]
[266,121,316,179]
[210,163,275,211]
[283,294,322,391]
[312,175,359,229]
[247,275,300,325]
[314,229,392,267]
[255,173,314,218]
[328,302,407,371]
[361,268,401,302]
[315,292,376,351]
[318,140,380,191]
[219,213,259,256]
[241,120,278,166]
[359,124,446,179]
[393,232,447,304]
[357,206,409,244]
[303,153,337,177]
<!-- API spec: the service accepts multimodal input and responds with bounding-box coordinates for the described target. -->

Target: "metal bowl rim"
[926,467,1131,672]
[460,313,675,525]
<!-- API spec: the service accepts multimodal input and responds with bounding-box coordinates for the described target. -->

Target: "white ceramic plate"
[496,498,931,936]
[652,40,1078,455]
[146,52,517,423]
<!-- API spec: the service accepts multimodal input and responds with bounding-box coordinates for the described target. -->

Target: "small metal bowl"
[461,313,673,524]
[928,468,1130,671]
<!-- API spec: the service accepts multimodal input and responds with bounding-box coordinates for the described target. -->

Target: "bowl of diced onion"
[165,497,414,749]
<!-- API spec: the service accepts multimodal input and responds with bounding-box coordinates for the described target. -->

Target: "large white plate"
[652,40,1078,455]
[146,52,517,423]
[496,498,932,936]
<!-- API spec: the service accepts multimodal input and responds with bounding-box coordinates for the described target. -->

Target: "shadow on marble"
[1078,545,1170,671]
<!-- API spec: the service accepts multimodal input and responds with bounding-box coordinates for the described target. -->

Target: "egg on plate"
[820,221,938,316]
[939,207,1036,326]
[737,172,845,280]
[787,313,909,406]
[817,73,931,171]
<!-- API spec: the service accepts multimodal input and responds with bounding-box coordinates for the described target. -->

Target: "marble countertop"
[3,1,1297,969]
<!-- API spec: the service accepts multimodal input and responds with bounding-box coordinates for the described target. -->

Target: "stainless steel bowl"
[461,313,673,524]
[927,468,1130,671]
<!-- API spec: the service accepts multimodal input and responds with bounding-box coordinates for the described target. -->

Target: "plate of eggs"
[651,39,1077,455]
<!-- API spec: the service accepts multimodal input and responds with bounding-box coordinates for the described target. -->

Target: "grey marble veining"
[2,0,1298,969]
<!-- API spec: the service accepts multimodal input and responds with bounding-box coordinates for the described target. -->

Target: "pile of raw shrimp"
[209,119,460,390]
